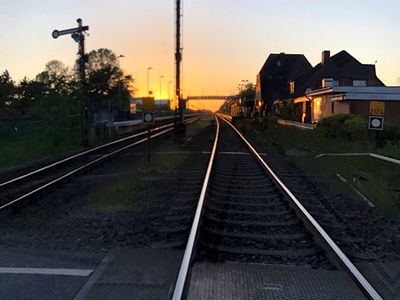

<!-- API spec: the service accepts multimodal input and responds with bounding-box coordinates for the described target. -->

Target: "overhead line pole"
[175,0,184,125]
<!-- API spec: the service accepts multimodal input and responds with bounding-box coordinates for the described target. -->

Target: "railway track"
[172,115,382,300]
[0,116,200,211]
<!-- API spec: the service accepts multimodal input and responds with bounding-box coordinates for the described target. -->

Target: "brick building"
[255,53,312,115]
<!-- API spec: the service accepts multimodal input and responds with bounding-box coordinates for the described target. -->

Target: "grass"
[238,118,400,219]
[0,119,82,171]
[0,115,213,172]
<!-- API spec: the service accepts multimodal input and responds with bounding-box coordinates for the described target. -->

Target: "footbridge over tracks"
[186,96,237,100]
[186,95,239,106]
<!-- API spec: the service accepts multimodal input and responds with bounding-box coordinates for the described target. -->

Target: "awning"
[293,96,310,104]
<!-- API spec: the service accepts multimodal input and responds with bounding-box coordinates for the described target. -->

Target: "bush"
[318,114,369,140]
[343,116,368,140]
[319,114,355,138]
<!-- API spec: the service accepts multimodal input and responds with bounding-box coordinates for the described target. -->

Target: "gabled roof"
[259,53,312,80]
[294,50,384,96]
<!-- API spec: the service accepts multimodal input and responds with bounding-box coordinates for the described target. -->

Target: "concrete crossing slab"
[76,249,183,300]
[187,262,366,300]
[0,247,103,300]
[356,261,400,300]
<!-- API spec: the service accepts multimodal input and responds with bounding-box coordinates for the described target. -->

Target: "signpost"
[369,101,385,116]
[143,110,154,164]
[143,111,155,124]
[368,116,384,131]
[52,18,89,146]
[368,101,385,145]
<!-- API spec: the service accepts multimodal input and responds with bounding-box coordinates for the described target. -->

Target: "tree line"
[0,48,134,119]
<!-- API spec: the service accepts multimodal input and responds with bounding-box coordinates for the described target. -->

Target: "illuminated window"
[313,97,322,122]
[289,81,295,94]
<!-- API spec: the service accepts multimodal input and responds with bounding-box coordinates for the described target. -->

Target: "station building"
[257,50,400,126]
[295,86,400,126]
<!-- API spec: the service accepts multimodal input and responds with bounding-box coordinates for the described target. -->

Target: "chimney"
[322,50,330,65]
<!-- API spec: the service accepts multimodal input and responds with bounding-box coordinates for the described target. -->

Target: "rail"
[218,114,382,300]
[0,126,174,211]
[0,115,205,211]
[0,115,200,188]
[172,115,220,300]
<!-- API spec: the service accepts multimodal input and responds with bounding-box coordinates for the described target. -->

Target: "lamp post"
[168,81,172,103]
[147,67,152,96]
[159,75,164,99]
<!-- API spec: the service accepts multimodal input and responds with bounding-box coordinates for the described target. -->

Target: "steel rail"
[0,120,184,188]
[172,115,220,300]
[218,114,382,300]
[0,127,174,211]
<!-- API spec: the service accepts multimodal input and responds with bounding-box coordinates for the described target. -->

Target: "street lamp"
[147,67,152,96]
[159,75,164,99]
[168,81,172,102]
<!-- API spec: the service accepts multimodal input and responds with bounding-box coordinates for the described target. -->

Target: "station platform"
[186,262,366,300]
[0,247,182,300]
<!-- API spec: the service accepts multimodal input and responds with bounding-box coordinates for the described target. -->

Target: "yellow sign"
[142,97,155,110]
[369,101,385,115]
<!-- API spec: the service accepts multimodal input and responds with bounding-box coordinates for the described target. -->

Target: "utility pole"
[52,18,89,146]
[175,0,184,126]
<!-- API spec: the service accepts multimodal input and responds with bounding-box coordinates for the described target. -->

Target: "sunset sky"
[1,0,400,111]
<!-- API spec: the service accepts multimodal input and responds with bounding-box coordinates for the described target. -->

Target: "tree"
[85,48,134,112]
[13,77,47,116]
[0,70,16,115]
[36,60,73,96]
[238,83,255,101]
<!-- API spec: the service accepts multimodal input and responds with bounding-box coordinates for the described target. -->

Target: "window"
[313,97,322,123]
[353,80,367,87]
[289,81,295,94]
[331,101,335,113]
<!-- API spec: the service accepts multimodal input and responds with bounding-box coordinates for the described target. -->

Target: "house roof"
[294,50,384,97]
[259,53,312,79]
